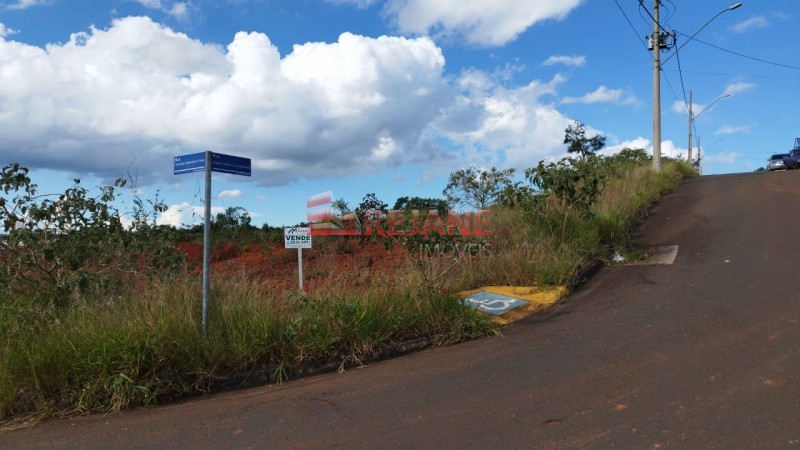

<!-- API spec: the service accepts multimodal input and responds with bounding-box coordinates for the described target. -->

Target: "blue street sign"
[174,151,252,177]
[173,152,206,175]
[211,152,251,176]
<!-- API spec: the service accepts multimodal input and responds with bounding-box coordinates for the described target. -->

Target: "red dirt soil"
[175,240,410,292]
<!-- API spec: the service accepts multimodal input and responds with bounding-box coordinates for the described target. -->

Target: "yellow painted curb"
[459,285,567,326]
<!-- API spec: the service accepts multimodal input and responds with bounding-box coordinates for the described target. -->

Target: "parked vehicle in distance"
[784,149,800,169]
[781,138,800,169]
[768,153,789,171]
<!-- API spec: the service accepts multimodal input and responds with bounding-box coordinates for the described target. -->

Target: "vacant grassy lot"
[0,156,693,423]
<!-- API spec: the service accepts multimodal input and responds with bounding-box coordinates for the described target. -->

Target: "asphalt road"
[3,171,799,449]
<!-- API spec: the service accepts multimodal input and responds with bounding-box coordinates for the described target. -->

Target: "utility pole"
[652,0,662,173]
[688,90,693,164]
[649,1,675,172]
[645,2,740,173]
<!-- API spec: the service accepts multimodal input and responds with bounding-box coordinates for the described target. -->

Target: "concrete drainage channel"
[210,335,438,391]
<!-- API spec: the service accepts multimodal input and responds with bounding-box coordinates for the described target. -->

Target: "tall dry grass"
[391,159,692,291]
[0,272,491,421]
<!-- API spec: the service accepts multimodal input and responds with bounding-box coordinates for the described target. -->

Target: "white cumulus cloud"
[0,17,452,186]
[603,138,686,160]
[0,23,18,38]
[5,0,47,10]
[385,0,583,47]
[730,16,769,33]
[135,0,192,21]
[218,189,243,200]
[434,71,574,168]
[136,0,162,8]
[658,140,689,159]
[603,137,651,156]
[167,2,190,21]
[715,124,754,135]
[562,86,639,106]
[326,0,376,8]
[724,82,756,96]
[157,202,224,227]
[543,55,586,67]
[671,100,690,115]
[0,16,607,191]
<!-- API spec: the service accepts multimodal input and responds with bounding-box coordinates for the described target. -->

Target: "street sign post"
[174,151,252,335]
[284,227,312,291]
[211,152,251,176]
[173,152,207,175]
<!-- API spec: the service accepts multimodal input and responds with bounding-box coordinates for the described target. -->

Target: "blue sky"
[1,0,798,227]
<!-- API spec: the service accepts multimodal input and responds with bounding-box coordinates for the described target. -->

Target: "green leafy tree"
[443,166,515,210]
[352,193,387,241]
[564,121,607,159]
[604,148,652,175]
[332,198,352,216]
[497,181,539,211]
[212,206,256,243]
[525,156,607,240]
[613,148,650,163]
[213,206,252,230]
[355,193,388,223]
[392,196,449,216]
[0,163,182,305]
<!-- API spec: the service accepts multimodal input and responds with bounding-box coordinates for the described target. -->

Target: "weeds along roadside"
[0,156,693,422]
[419,157,692,292]
[0,276,492,421]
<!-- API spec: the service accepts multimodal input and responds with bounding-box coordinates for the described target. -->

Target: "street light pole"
[697,138,725,174]
[698,135,701,174]
[688,90,693,164]
[661,3,743,66]
[689,93,730,166]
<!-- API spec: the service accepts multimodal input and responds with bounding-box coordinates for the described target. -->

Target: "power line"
[662,0,678,25]
[663,68,800,79]
[676,32,800,71]
[674,38,690,115]
[662,71,687,114]
[637,1,651,28]
[614,0,653,58]
[638,0,670,34]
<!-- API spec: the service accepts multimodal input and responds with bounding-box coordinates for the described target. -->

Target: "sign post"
[174,151,251,335]
[202,151,211,337]
[284,227,312,291]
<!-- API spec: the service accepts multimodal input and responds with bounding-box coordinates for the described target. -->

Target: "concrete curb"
[209,335,436,391]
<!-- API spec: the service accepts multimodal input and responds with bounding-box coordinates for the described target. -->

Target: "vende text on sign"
[284,227,312,249]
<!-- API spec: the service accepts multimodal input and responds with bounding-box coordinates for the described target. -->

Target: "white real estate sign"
[284,227,312,249]
[284,227,312,291]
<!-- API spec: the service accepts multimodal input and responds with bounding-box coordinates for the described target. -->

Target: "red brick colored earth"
[174,240,410,292]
